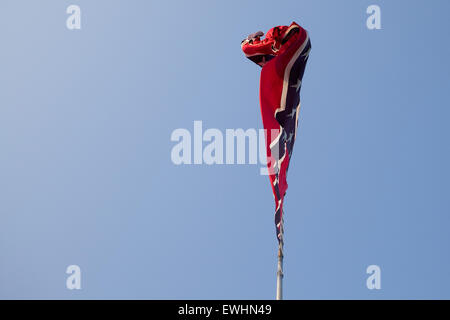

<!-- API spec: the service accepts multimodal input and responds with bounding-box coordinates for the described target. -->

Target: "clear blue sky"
[1,0,450,299]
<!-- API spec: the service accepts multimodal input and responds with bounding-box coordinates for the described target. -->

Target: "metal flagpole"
[276,215,284,300]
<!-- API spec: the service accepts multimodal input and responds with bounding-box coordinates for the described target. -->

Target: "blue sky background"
[1,0,449,299]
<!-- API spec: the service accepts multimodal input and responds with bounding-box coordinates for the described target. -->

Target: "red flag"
[242,22,311,242]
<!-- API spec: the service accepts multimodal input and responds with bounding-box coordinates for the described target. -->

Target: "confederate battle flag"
[241,22,311,242]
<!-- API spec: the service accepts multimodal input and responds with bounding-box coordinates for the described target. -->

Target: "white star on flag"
[290,79,302,92]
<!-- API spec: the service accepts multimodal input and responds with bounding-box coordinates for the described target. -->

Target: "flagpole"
[276,215,284,300]
[276,242,283,299]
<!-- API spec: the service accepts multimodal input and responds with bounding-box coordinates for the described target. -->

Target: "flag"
[241,22,311,242]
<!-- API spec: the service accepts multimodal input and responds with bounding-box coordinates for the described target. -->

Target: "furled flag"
[241,22,311,242]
